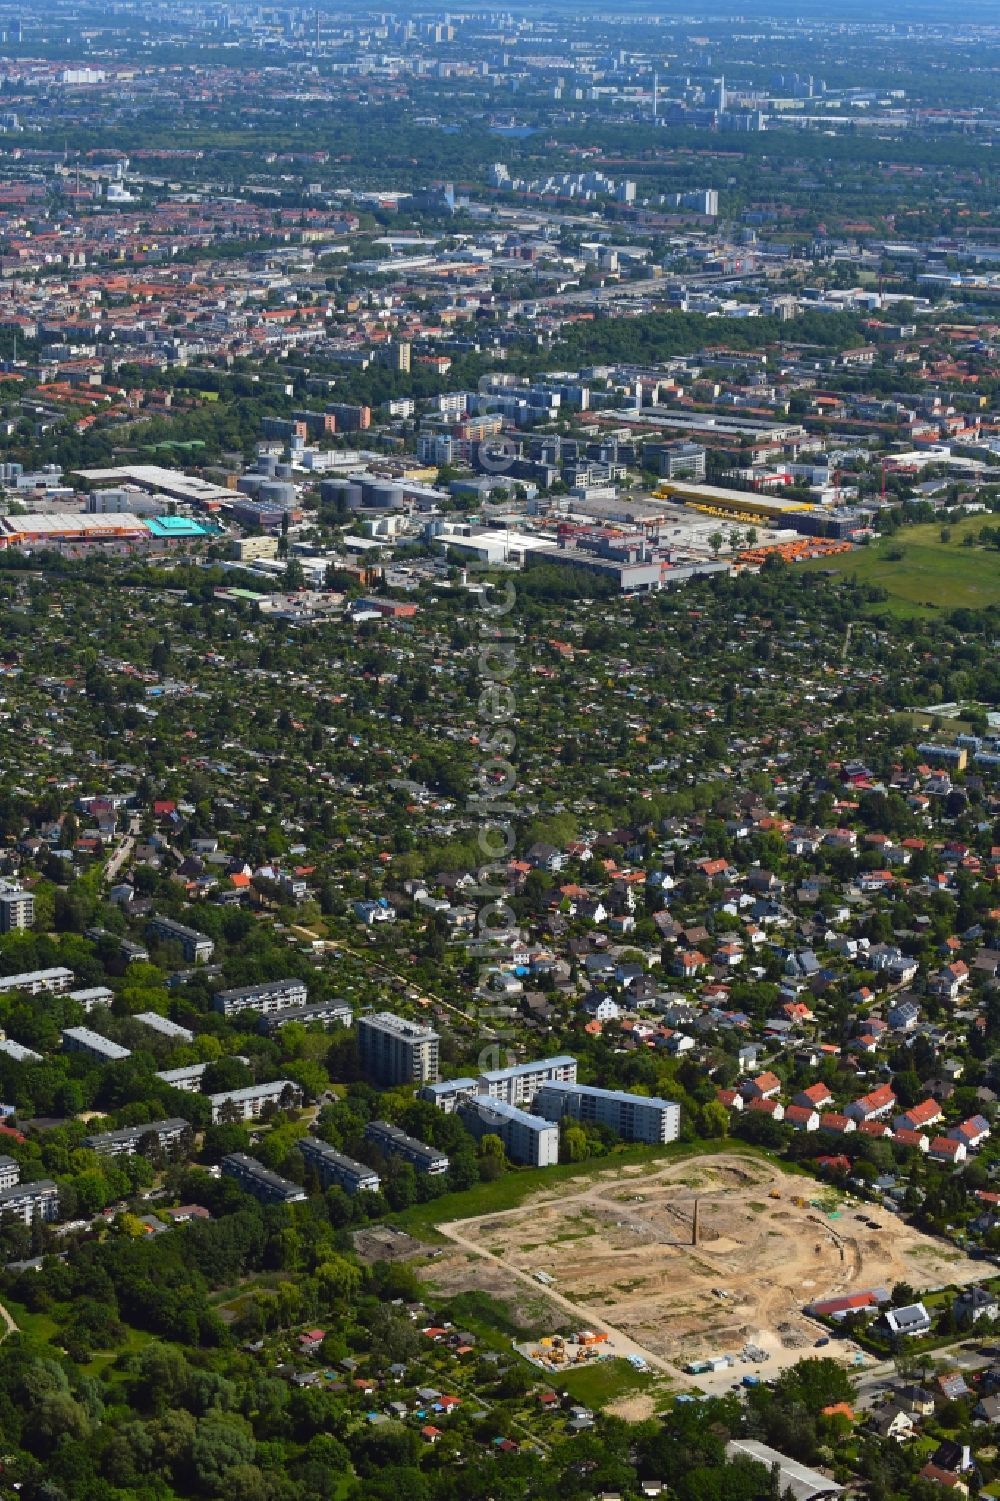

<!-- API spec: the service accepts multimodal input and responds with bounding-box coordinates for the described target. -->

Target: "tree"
[367,1306,422,1369]
[129,1342,191,1416]
[201,1123,250,1164]
[189,1413,256,1495]
[562,1124,589,1162]
[774,1357,853,1415]
[698,1100,730,1140]
[476,1132,507,1181]
[202,1058,253,1095]
[24,1391,91,1452]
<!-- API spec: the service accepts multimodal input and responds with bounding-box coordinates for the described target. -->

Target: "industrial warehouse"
[0,511,215,553]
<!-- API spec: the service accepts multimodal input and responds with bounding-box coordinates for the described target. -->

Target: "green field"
[799,516,1000,618]
[554,1357,659,1407]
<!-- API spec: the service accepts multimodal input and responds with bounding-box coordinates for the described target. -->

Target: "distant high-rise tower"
[717,74,726,113]
[653,71,658,119]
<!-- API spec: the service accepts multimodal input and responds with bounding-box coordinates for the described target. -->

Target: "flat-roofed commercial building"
[477,1054,577,1107]
[222,1153,307,1205]
[213,978,308,1018]
[358,1011,439,1085]
[232,535,280,563]
[298,1135,381,1195]
[457,1094,559,1167]
[0,512,149,552]
[534,1083,681,1144]
[74,464,235,509]
[144,515,212,547]
[364,1120,449,1175]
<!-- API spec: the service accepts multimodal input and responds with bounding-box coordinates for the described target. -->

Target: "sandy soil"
[431,1153,982,1391]
[607,1393,662,1421]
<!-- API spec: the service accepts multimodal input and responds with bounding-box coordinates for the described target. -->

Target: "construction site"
[516,1327,630,1376]
[432,1153,982,1392]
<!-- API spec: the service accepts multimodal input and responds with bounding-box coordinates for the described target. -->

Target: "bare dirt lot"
[430,1153,982,1390]
[352,1226,429,1264]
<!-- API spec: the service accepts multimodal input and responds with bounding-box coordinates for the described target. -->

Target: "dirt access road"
[436,1216,689,1384]
[433,1152,981,1393]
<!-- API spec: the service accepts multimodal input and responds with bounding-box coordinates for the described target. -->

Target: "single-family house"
[893,1100,943,1134]
[870,1406,916,1442]
[930,1440,973,1474]
[899,1385,937,1417]
[928,1136,966,1165]
[949,1116,990,1152]
[888,999,921,1032]
[846,1084,896,1122]
[793,1082,834,1111]
[953,1286,998,1327]
[581,993,620,1023]
[353,898,396,925]
[741,1070,782,1102]
[526,843,565,873]
[930,961,971,1001]
[883,1302,932,1340]
[673,950,708,979]
[893,1127,930,1153]
[974,1394,1000,1424]
[917,1464,968,1495]
[746,1097,784,1122]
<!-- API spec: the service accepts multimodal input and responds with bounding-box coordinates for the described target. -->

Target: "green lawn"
[2,1302,59,1346]
[799,517,1000,618]
[891,710,978,737]
[2,1298,155,1378]
[83,1324,155,1381]
[554,1357,656,1407]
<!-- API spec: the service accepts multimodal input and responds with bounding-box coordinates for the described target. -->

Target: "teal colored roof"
[145,516,209,538]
